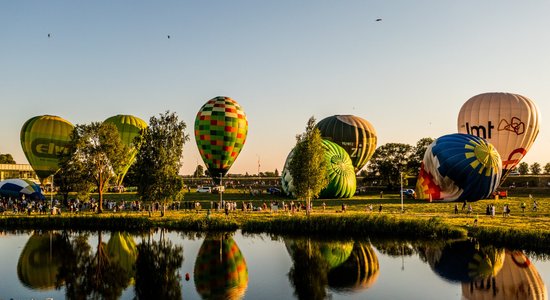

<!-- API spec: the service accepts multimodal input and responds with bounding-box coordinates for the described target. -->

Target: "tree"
[408,138,435,176]
[274,168,279,177]
[288,117,328,216]
[55,157,95,203]
[366,143,414,188]
[544,163,550,175]
[193,165,205,177]
[134,111,189,215]
[518,162,529,175]
[0,153,16,164]
[530,162,541,175]
[64,122,129,212]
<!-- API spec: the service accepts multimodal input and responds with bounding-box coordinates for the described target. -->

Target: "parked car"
[401,189,416,199]
[266,187,281,195]
[196,186,212,193]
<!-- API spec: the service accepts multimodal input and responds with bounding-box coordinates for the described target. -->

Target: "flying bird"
[167,35,170,39]
[376,18,382,22]
[47,33,51,38]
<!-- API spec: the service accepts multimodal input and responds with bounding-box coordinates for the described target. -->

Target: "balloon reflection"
[462,250,548,300]
[194,233,248,300]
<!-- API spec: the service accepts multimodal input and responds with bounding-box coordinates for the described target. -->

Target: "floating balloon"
[17,232,66,290]
[20,115,74,183]
[0,178,44,200]
[462,250,547,300]
[316,115,377,173]
[104,115,147,185]
[195,96,248,180]
[281,140,356,198]
[457,92,540,178]
[416,133,502,202]
[328,242,380,292]
[194,235,248,300]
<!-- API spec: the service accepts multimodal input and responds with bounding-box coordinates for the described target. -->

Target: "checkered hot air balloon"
[415,133,502,202]
[0,179,44,200]
[194,96,248,180]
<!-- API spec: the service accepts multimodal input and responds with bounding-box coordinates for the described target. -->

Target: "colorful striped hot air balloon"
[104,115,147,185]
[0,178,44,200]
[20,115,74,183]
[316,115,377,173]
[194,235,248,300]
[194,96,248,180]
[457,92,540,179]
[416,133,502,202]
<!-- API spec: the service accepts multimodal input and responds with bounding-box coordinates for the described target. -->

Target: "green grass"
[9,187,550,252]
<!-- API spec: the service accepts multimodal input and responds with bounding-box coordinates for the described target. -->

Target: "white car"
[196,186,212,193]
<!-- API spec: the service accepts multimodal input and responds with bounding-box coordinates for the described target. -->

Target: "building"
[0,164,40,182]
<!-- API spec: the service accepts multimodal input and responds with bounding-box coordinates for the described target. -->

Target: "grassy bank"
[4,187,550,251]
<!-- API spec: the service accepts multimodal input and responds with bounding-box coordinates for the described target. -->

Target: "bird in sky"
[376,18,382,22]
[167,35,171,39]
[47,33,51,38]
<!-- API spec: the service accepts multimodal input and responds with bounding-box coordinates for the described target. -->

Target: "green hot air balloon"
[104,115,147,185]
[20,115,74,183]
[195,96,248,180]
[316,115,377,173]
[194,234,248,300]
[320,139,356,198]
[17,232,65,290]
[107,232,138,282]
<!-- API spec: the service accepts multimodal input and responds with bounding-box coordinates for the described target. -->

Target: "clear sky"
[1,1,549,175]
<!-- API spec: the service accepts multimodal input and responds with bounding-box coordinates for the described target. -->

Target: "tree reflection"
[57,231,131,299]
[134,229,184,299]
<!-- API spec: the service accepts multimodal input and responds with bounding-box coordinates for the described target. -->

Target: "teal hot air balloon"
[416,133,502,202]
[316,115,377,173]
[194,96,248,180]
[104,115,147,185]
[281,140,356,198]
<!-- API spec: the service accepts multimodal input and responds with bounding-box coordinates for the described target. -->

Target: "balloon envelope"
[416,133,502,202]
[17,233,65,290]
[316,115,377,173]
[0,178,44,200]
[457,92,540,178]
[104,115,147,185]
[328,242,380,292]
[20,115,74,182]
[195,96,248,180]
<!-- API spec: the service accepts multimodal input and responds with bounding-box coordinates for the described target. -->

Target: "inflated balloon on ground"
[416,133,502,202]
[316,115,377,173]
[0,178,44,200]
[20,115,74,182]
[457,92,540,179]
[195,96,248,180]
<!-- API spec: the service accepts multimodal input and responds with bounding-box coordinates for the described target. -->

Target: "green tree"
[288,117,328,216]
[544,163,550,174]
[530,162,541,175]
[287,238,330,300]
[408,137,435,176]
[518,162,529,175]
[55,157,95,203]
[134,111,189,215]
[366,143,414,188]
[0,153,16,164]
[64,122,129,212]
[193,165,205,177]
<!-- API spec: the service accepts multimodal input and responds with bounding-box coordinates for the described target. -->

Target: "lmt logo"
[465,121,494,139]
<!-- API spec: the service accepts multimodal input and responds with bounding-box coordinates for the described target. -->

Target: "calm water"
[0,230,548,300]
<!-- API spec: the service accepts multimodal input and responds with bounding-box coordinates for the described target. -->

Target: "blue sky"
[1,1,549,175]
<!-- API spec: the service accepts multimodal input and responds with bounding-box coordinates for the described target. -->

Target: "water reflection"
[285,238,380,299]
[462,250,547,300]
[194,233,249,300]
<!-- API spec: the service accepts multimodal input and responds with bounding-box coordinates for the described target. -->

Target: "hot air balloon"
[328,242,380,292]
[461,250,547,300]
[415,133,502,202]
[194,96,248,181]
[20,115,74,183]
[281,140,356,198]
[316,115,377,173]
[0,178,44,200]
[103,115,147,186]
[457,92,540,179]
[194,234,248,300]
[17,232,67,290]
